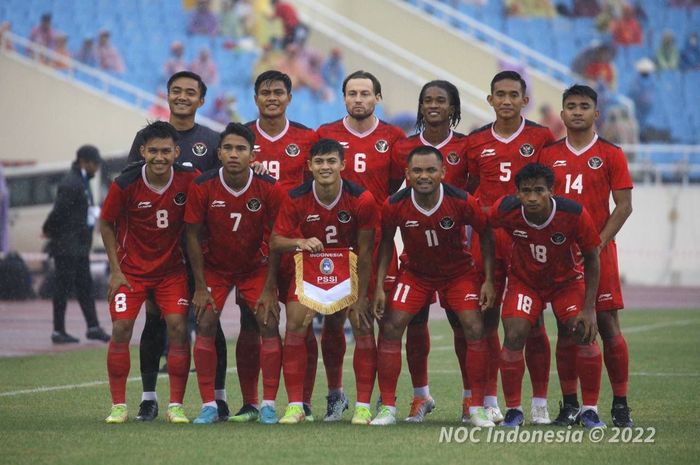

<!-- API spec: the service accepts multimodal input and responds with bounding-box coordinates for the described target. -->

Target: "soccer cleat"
[279,405,305,424]
[259,405,278,424]
[135,400,158,421]
[531,404,552,425]
[405,396,436,423]
[86,326,111,342]
[303,404,314,422]
[611,404,634,427]
[51,331,79,344]
[193,405,219,424]
[323,391,349,422]
[229,404,259,423]
[552,401,581,426]
[580,409,606,429]
[351,405,373,425]
[486,405,505,424]
[502,409,524,427]
[216,399,230,421]
[461,397,472,423]
[470,407,496,427]
[105,405,128,424]
[166,405,190,424]
[370,406,396,426]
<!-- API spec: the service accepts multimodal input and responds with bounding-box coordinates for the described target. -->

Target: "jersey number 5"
[499,162,512,182]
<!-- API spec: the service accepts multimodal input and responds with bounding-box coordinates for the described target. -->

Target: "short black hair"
[515,163,554,190]
[342,70,382,96]
[167,71,207,98]
[416,80,461,132]
[220,122,255,150]
[254,70,293,95]
[562,84,598,106]
[141,121,179,145]
[310,138,345,161]
[490,70,527,96]
[407,145,443,165]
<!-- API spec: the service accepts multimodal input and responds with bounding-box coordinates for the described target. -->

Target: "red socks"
[282,330,307,403]
[261,336,282,402]
[406,322,430,388]
[167,342,191,404]
[466,338,488,407]
[377,336,402,407]
[603,334,629,397]
[556,335,578,396]
[485,330,501,397]
[525,325,551,399]
[577,342,602,406]
[321,324,345,391]
[236,328,261,406]
[500,347,524,408]
[453,330,470,390]
[107,341,130,404]
[194,335,217,403]
[303,326,318,405]
[354,334,377,404]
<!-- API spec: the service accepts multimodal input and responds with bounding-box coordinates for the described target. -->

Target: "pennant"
[294,248,358,314]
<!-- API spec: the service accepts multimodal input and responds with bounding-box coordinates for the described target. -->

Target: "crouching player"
[100,121,199,423]
[489,163,605,428]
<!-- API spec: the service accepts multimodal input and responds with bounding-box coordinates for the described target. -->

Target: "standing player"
[540,84,634,427]
[316,70,404,421]
[184,123,283,424]
[466,71,555,424]
[489,163,605,428]
[228,70,321,423]
[370,146,495,427]
[266,139,379,424]
[391,80,472,422]
[126,71,229,422]
[100,121,198,424]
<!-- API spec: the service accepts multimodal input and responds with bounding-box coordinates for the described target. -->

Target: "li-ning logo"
[253,144,261,153]
[177,298,189,306]
[513,230,528,238]
[339,141,350,149]
[211,200,226,208]
[464,294,479,301]
[552,160,567,168]
[565,304,577,312]
[598,293,613,302]
[138,201,152,209]
[404,220,420,228]
[481,148,496,157]
[306,214,320,222]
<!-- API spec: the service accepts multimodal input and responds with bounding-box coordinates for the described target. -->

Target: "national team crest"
[447,152,460,165]
[192,142,208,157]
[519,143,535,158]
[439,216,455,230]
[337,210,351,223]
[588,156,603,169]
[551,232,567,245]
[174,192,187,205]
[285,143,301,157]
[320,258,334,275]
[246,198,261,212]
[375,139,389,153]
[295,249,358,314]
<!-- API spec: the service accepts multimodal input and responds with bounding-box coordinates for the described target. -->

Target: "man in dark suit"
[43,145,110,343]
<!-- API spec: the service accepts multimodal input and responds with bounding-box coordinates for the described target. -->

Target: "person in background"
[187,0,219,36]
[656,30,680,71]
[680,32,700,70]
[75,37,97,67]
[96,29,125,74]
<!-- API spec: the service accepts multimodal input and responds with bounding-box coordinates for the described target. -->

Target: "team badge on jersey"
[285,143,301,157]
[246,198,261,212]
[550,232,567,245]
[320,257,335,275]
[588,156,603,169]
[519,143,535,158]
[375,139,389,153]
[337,210,351,223]
[446,152,460,165]
[174,192,187,205]
[192,142,208,157]
[439,216,455,230]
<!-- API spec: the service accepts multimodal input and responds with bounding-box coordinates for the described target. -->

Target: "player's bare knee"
[112,320,134,343]
[596,310,621,338]
[323,311,346,331]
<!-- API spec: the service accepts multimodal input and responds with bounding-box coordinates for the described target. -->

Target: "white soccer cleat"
[486,405,504,423]
[531,404,552,425]
[470,407,496,427]
[370,406,396,426]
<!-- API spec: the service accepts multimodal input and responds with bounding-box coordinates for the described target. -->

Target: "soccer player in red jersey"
[466,71,556,424]
[100,121,199,424]
[184,123,284,424]
[540,84,634,427]
[370,146,496,427]
[391,80,473,422]
[316,71,405,420]
[266,138,379,424]
[489,163,605,428]
[229,70,321,423]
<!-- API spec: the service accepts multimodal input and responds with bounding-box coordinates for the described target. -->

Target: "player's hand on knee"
[372,292,386,321]
[479,279,496,310]
[574,309,598,344]
[351,297,372,330]
[255,289,280,326]
[192,288,217,322]
[107,271,132,303]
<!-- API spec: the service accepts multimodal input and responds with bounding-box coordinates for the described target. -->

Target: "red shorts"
[389,269,482,314]
[596,240,624,312]
[110,272,189,321]
[501,274,583,325]
[206,266,268,310]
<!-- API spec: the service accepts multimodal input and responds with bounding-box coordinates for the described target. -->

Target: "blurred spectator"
[163,41,187,78]
[148,90,170,121]
[189,47,219,86]
[278,43,324,95]
[96,29,125,74]
[505,0,557,17]
[583,43,617,89]
[252,43,283,79]
[601,107,639,157]
[51,34,72,70]
[321,48,345,89]
[220,0,254,39]
[629,58,656,132]
[0,21,15,51]
[656,31,680,70]
[206,92,241,124]
[29,12,57,50]
[610,4,643,46]
[187,0,219,36]
[573,0,601,17]
[74,37,97,67]
[572,41,601,75]
[594,3,615,33]
[680,32,700,70]
[538,103,566,139]
[272,0,307,46]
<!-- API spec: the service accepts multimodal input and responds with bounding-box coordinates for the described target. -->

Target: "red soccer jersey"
[185,168,283,277]
[489,195,601,290]
[392,130,470,190]
[101,163,198,278]
[539,134,633,233]
[273,179,379,249]
[317,116,405,204]
[467,118,555,207]
[246,119,319,193]
[382,184,487,279]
